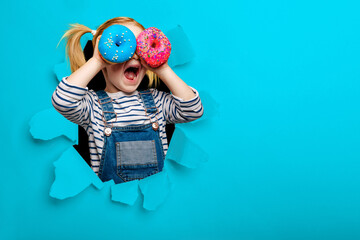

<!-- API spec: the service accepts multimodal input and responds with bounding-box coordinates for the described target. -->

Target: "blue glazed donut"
[98,25,137,64]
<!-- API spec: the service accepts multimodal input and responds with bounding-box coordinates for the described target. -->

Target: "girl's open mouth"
[124,66,140,82]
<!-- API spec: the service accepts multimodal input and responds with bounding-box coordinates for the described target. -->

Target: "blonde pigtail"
[57,23,92,73]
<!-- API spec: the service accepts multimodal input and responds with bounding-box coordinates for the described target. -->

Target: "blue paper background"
[2,0,360,239]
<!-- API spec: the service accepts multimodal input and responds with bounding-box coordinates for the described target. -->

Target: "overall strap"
[139,90,157,114]
[95,90,116,122]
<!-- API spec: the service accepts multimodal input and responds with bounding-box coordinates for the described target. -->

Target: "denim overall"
[95,89,165,184]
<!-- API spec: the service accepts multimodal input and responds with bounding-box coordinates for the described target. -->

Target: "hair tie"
[91,30,97,36]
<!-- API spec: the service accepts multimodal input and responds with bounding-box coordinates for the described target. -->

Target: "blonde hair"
[57,17,160,88]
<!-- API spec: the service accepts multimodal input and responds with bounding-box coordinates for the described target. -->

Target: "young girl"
[52,17,203,184]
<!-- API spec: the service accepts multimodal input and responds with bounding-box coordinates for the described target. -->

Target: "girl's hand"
[91,35,111,69]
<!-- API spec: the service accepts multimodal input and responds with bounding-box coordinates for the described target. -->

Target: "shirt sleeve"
[51,76,92,129]
[153,87,204,124]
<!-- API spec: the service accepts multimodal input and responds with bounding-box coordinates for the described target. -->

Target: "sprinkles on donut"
[136,27,171,68]
[98,24,137,64]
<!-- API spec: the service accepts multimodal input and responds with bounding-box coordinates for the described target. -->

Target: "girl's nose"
[132,53,139,60]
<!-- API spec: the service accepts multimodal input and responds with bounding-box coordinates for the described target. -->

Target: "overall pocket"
[116,140,159,181]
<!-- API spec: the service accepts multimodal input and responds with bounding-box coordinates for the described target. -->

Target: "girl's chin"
[117,86,137,94]
[119,81,139,93]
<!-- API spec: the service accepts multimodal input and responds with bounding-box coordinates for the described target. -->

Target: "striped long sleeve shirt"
[51,77,204,175]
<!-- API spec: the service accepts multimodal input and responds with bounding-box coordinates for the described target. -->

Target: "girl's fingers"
[95,35,101,47]
[92,35,108,68]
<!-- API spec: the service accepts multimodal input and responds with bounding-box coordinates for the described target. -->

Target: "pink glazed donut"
[136,27,171,68]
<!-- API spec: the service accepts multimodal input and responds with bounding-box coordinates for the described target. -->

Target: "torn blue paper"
[139,170,173,211]
[111,179,139,205]
[166,127,208,168]
[53,61,72,82]
[197,91,219,122]
[49,146,104,200]
[29,108,78,143]
[166,25,195,68]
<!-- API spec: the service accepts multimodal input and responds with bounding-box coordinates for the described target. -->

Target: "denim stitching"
[151,140,159,172]
[155,130,165,171]
[116,143,121,167]
[98,135,107,178]
[116,140,159,181]
[116,143,127,182]
[111,123,153,131]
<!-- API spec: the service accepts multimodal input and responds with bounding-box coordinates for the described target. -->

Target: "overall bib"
[95,89,165,184]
